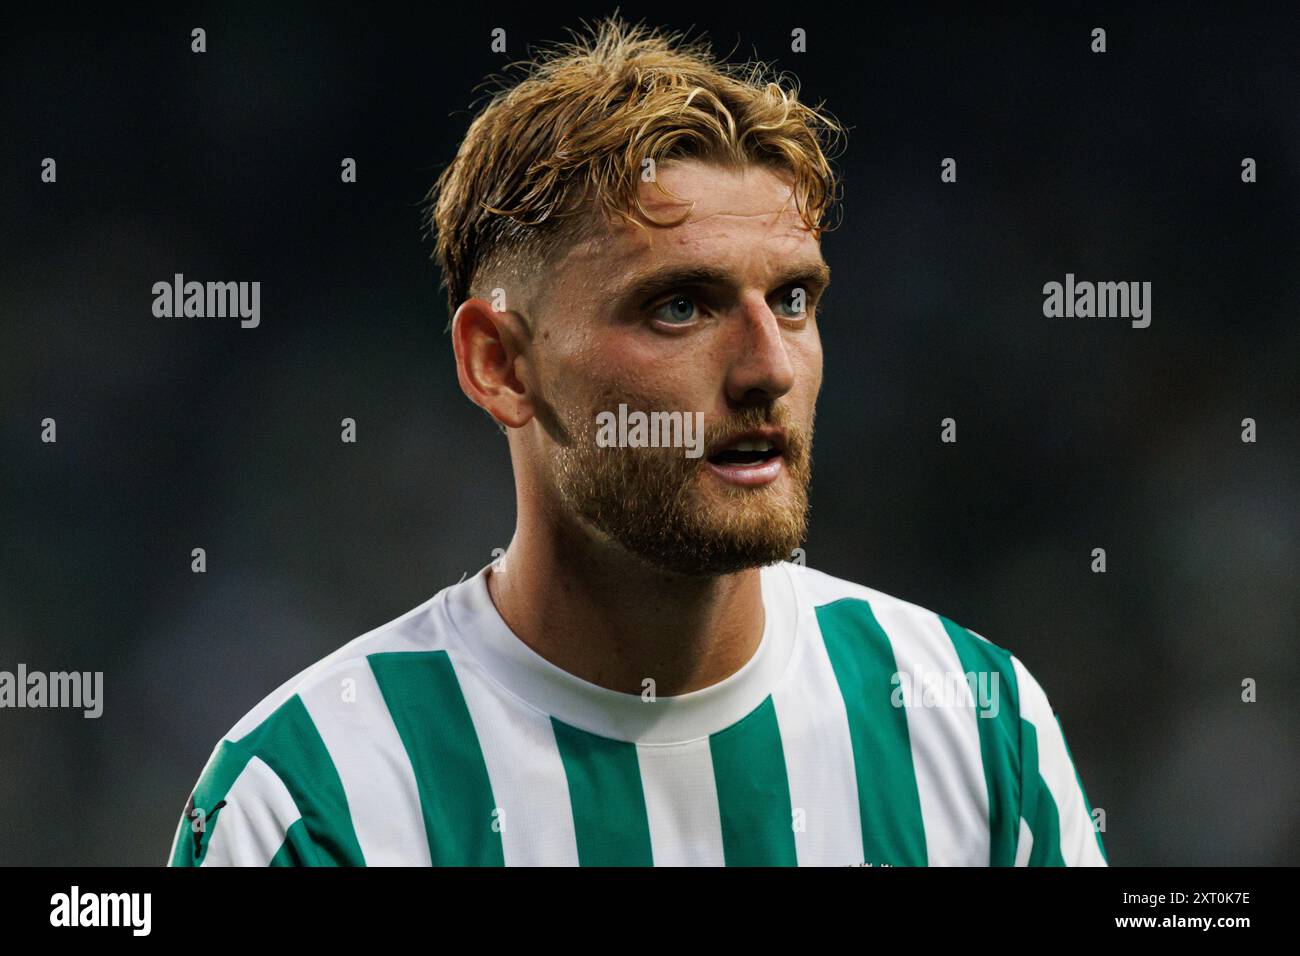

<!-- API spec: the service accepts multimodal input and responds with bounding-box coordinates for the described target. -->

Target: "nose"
[724,294,797,405]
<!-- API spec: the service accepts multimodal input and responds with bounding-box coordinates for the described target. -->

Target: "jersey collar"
[443,560,800,744]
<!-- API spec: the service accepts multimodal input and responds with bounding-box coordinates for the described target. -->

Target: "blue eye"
[776,287,807,317]
[652,295,699,324]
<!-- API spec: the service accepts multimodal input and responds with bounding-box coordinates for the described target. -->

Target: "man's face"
[521,159,827,576]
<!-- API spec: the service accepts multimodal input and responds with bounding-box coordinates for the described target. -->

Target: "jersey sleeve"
[167,738,318,866]
[1010,655,1109,866]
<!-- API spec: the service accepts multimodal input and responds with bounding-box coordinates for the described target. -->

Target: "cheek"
[552,343,643,417]
[592,335,691,398]
[540,326,607,393]
[802,326,824,391]
[781,327,822,395]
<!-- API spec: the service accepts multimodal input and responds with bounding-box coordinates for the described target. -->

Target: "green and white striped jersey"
[168,561,1108,866]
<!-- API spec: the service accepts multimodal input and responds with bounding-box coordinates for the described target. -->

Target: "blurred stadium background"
[1,3,1296,864]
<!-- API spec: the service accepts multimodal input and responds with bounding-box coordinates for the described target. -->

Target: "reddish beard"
[549,397,814,576]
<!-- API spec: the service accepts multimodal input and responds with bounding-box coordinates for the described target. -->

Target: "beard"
[547,388,814,577]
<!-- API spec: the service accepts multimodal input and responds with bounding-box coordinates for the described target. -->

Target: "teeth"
[731,439,773,452]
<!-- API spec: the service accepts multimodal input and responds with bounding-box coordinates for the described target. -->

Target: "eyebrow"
[618,261,832,308]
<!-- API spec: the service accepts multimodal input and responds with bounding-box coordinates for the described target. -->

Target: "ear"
[451,297,535,429]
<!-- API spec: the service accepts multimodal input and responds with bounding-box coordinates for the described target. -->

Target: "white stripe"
[637,738,725,865]
[771,622,863,865]
[298,658,431,866]
[873,603,990,865]
[1012,656,1107,866]
[451,651,580,865]
[1014,816,1034,866]
[202,754,302,866]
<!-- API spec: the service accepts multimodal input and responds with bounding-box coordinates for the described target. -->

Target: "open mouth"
[707,439,783,467]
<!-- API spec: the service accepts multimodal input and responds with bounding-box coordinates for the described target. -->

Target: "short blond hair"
[423,14,845,319]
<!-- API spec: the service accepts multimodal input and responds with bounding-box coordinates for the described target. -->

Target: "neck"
[486,501,766,697]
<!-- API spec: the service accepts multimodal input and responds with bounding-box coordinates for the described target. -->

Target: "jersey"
[167,561,1108,866]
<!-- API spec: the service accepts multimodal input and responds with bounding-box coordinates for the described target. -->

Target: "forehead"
[555,160,823,289]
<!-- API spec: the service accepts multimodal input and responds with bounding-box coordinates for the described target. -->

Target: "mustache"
[570,391,813,465]
[703,406,808,456]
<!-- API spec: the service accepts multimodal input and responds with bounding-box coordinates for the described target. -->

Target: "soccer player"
[168,16,1107,867]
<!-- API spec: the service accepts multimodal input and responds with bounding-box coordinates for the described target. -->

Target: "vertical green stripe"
[1056,713,1108,863]
[368,651,504,866]
[817,599,928,866]
[269,819,318,866]
[551,718,653,866]
[1019,718,1065,866]
[169,738,253,866]
[940,617,1021,866]
[709,697,797,866]
[237,694,366,866]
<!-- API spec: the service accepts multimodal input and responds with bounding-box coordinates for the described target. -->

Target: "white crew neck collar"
[441,560,800,744]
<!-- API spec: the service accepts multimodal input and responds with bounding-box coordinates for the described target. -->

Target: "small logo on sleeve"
[184,793,228,859]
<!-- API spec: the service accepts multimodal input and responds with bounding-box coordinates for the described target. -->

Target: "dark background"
[1,3,1296,865]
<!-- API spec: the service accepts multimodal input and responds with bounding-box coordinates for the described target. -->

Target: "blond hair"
[423,14,845,319]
